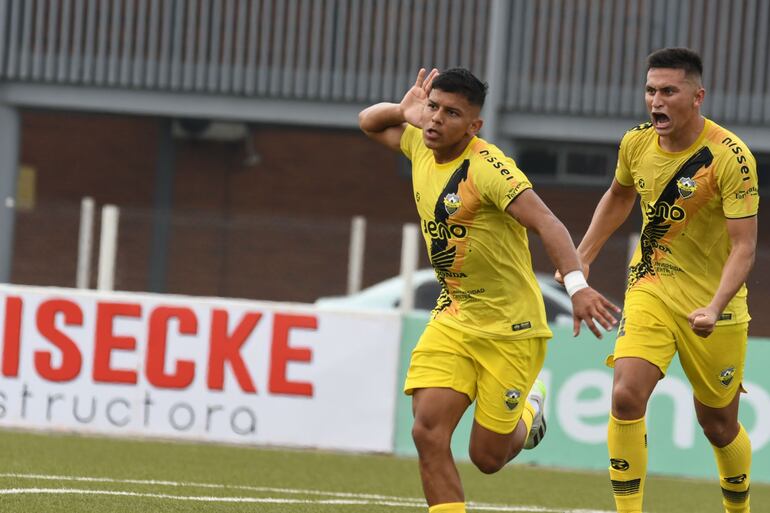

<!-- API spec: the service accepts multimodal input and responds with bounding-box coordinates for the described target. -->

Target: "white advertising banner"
[0,285,402,452]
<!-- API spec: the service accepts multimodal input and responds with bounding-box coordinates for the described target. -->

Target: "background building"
[0,0,768,331]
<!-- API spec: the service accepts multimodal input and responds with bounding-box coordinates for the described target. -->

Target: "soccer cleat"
[524,379,547,450]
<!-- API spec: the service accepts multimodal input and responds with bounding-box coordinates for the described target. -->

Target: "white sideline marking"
[0,488,422,507]
[0,473,614,513]
[0,472,417,502]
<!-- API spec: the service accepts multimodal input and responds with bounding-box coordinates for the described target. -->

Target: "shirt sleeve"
[475,151,533,212]
[614,132,634,187]
[400,124,421,161]
[718,146,759,219]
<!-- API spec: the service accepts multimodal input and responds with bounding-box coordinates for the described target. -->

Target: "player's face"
[421,89,482,152]
[645,67,704,137]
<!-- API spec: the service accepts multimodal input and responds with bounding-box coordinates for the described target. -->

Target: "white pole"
[97,204,120,291]
[347,216,366,294]
[399,223,420,313]
[76,197,95,288]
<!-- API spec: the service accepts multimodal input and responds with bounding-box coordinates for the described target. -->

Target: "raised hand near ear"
[400,68,439,127]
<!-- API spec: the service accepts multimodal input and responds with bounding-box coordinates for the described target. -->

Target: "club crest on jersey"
[719,367,736,387]
[677,177,697,198]
[443,193,462,216]
[504,389,521,411]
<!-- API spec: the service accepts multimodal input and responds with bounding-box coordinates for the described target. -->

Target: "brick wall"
[13,110,770,335]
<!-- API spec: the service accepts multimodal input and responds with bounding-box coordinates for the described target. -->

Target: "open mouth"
[651,112,671,130]
[424,128,440,139]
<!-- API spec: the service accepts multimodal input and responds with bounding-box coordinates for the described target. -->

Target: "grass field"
[1,428,768,513]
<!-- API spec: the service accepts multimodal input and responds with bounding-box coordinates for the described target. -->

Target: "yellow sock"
[428,502,466,513]
[607,415,646,513]
[521,400,536,434]
[712,423,751,513]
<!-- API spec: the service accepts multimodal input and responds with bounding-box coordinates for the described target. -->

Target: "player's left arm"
[688,215,757,338]
[505,189,620,338]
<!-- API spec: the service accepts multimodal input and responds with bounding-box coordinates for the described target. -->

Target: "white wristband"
[563,270,589,297]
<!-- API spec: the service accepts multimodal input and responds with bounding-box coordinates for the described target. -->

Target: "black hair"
[431,68,488,108]
[646,48,703,80]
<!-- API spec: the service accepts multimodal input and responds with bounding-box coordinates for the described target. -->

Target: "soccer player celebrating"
[359,68,619,513]
[571,48,758,513]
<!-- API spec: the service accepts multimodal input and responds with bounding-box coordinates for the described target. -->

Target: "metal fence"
[0,0,489,101]
[0,0,768,124]
[501,0,770,124]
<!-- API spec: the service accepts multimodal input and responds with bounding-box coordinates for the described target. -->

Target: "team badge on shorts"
[504,389,521,411]
[677,177,697,198]
[443,193,462,215]
[719,366,736,387]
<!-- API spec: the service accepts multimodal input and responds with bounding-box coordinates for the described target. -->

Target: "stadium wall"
[395,313,770,483]
[11,110,770,335]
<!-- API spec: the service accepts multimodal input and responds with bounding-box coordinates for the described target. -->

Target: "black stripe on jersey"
[627,146,714,287]
[628,121,653,133]
[432,160,470,228]
[429,159,470,314]
[430,247,457,269]
[432,288,453,318]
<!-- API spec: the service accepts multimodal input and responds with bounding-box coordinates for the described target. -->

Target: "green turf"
[0,428,767,512]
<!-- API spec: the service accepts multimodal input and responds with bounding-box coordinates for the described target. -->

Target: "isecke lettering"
[0,297,316,397]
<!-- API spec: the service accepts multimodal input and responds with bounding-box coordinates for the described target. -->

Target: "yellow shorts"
[404,320,547,434]
[608,290,748,408]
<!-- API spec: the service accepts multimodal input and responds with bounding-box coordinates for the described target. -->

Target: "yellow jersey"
[400,124,552,340]
[616,118,759,323]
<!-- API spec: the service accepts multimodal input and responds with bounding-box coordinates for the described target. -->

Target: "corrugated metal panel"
[82,0,97,82]
[169,0,184,90]
[0,0,766,125]
[32,0,44,79]
[143,0,159,87]
[18,0,33,79]
[108,0,123,86]
[319,0,336,99]
[131,0,146,86]
[94,0,109,84]
[736,0,756,120]
[0,1,8,76]
[0,0,18,77]
[219,0,236,93]
[181,0,197,90]
[256,0,270,95]
[58,0,73,82]
[471,0,487,79]
[242,0,258,95]
[195,0,210,91]
[45,0,60,80]
[231,0,247,94]
[332,0,348,98]
[754,0,770,124]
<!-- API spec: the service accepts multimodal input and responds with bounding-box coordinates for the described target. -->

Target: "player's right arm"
[576,178,637,270]
[358,68,438,152]
[553,179,636,284]
[556,128,640,284]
